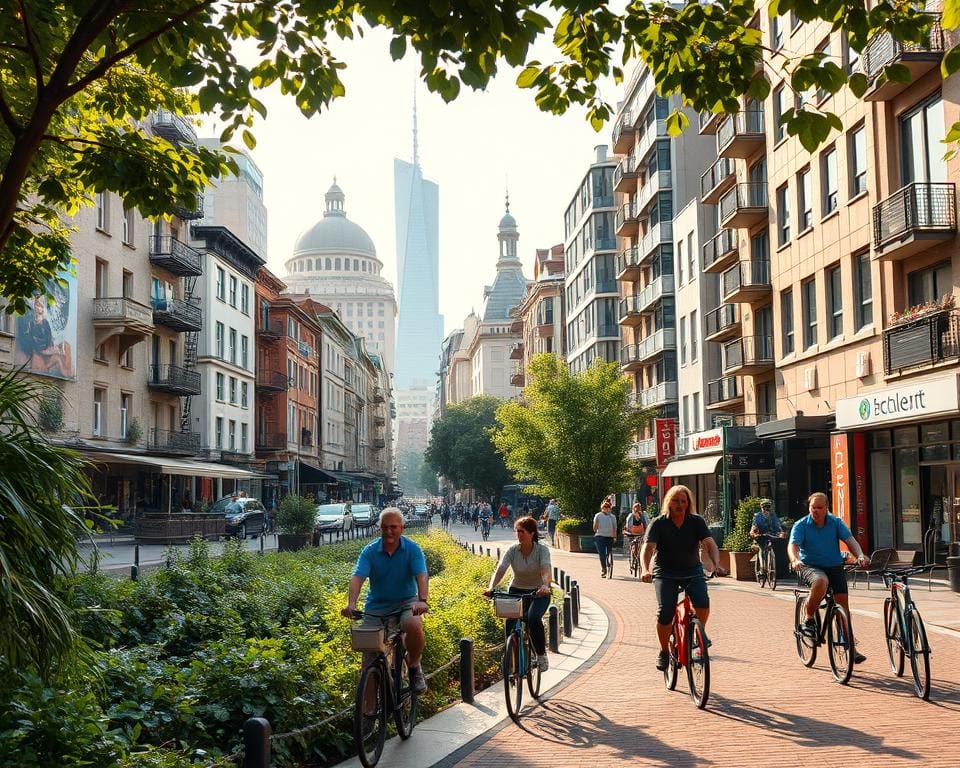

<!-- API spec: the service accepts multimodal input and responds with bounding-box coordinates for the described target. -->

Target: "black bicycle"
[350,609,419,767]
[754,534,779,590]
[882,567,932,700]
[793,585,853,684]
[488,592,543,722]
[481,517,491,541]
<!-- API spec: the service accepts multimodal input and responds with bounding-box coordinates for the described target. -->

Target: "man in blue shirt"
[789,492,869,663]
[750,498,783,539]
[343,508,430,692]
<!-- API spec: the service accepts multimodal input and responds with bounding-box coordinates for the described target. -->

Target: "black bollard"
[559,569,566,592]
[564,573,571,594]
[563,595,573,638]
[130,543,140,581]
[459,638,475,704]
[548,605,560,653]
[471,543,476,555]
[496,547,501,560]
[571,582,580,627]
[243,717,271,768]
[553,566,559,584]
[259,532,265,555]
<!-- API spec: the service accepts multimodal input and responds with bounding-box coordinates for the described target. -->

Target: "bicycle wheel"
[826,604,853,685]
[685,617,710,709]
[354,662,387,768]
[393,650,418,739]
[907,610,931,701]
[767,548,778,591]
[794,595,818,667]
[884,597,905,677]
[663,627,679,691]
[525,635,542,699]
[755,549,766,588]
[503,633,523,722]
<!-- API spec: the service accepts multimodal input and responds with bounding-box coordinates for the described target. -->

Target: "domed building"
[283,181,397,372]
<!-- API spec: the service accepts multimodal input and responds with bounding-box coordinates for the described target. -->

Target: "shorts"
[798,564,848,595]
[361,607,415,667]
[653,574,709,626]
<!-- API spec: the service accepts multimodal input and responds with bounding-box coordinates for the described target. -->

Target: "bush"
[722,496,763,552]
[556,518,591,535]
[276,494,315,535]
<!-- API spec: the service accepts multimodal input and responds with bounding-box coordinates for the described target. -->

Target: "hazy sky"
[237,26,618,337]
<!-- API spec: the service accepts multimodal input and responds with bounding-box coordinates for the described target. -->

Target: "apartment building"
[509,244,566,388]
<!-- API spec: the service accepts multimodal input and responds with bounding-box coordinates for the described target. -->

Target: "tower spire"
[412,87,419,169]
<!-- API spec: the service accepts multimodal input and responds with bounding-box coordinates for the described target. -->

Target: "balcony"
[883,309,960,376]
[706,376,744,407]
[620,328,676,370]
[510,370,526,387]
[147,428,201,455]
[632,381,679,409]
[148,364,201,395]
[615,202,639,237]
[860,16,944,101]
[618,295,643,327]
[372,387,385,404]
[717,109,765,159]
[635,116,668,162]
[700,157,737,205]
[256,432,287,450]
[712,412,775,428]
[723,335,774,375]
[721,260,772,303]
[704,303,741,342]
[699,110,724,135]
[636,274,675,313]
[510,341,524,360]
[148,235,202,277]
[92,297,153,351]
[536,320,554,338]
[374,414,386,427]
[149,109,198,146]
[172,194,204,221]
[719,182,768,229]
[628,438,656,460]
[872,182,956,260]
[372,438,386,450]
[702,228,739,273]
[617,246,641,282]
[636,161,672,215]
[256,370,289,392]
[639,219,673,263]
[257,318,284,341]
[614,155,639,194]
[612,110,635,154]
[151,297,202,332]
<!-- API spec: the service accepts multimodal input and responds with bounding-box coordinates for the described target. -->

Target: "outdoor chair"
[845,547,893,590]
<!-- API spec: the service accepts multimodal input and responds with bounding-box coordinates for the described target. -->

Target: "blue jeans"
[595,535,613,571]
[505,587,550,655]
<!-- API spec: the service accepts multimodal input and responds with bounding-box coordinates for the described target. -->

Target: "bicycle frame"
[673,595,694,667]
[887,578,913,653]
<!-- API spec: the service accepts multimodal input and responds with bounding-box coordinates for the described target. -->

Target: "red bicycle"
[662,574,712,709]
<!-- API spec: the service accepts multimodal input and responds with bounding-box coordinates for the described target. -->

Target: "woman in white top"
[593,498,618,578]
[484,516,553,671]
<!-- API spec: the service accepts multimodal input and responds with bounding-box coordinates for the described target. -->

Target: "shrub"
[556,518,591,535]
[276,494,316,535]
[722,496,763,552]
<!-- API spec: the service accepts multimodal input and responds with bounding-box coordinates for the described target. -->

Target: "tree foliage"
[425,395,513,501]
[493,354,655,525]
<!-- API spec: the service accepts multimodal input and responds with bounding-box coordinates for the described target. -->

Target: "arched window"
[335,258,341,270]
[353,259,359,271]
[315,258,322,270]
[344,259,351,271]
[326,258,332,269]
[361,261,367,272]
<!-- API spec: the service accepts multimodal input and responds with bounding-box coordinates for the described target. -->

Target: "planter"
[716,549,731,573]
[578,535,597,554]
[728,550,755,581]
[277,533,311,552]
[554,531,579,552]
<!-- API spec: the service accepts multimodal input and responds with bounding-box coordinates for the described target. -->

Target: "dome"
[499,211,517,229]
[292,180,377,257]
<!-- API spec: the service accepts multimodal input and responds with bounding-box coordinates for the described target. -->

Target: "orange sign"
[831,433,850,529]
[655,418,677,469]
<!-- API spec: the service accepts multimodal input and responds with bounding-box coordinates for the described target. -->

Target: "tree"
[425,395,513,501]
[493,354,655,525]
[417,458,439,497]
[397,448,436,496]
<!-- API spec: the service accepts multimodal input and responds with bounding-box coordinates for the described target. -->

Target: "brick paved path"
[444,524,960,767]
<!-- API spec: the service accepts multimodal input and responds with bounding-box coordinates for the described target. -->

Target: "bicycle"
[753,534,779,590]
[793,584,853,684]
[662,573,713,709]
[882,566,932,700]
[349,609,419,768]
[488,591,543,722]
[480,518,491,541]
[627,536,643,579]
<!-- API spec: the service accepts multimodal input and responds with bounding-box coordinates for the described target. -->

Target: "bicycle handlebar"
[882,566,929,581]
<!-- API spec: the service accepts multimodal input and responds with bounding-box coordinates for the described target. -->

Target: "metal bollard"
[553,566,559,584]
[496,547,501,560]
[564,573,571,594]
[571,582,580,627]
[130,544,140,581]
[486,547,491,558]
[259,532,265,555]
[559,569,566,592]
[459,637,475,704]
[562,595,573,638]
[548,605,560,653]
[243,717,271,768]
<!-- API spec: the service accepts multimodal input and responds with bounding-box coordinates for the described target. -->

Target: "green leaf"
[516,64,541,89]
[389,36,406,61]
[942,44,960,77]
[242,129,256,150]
[943,0,960,31]
[665,109,688,137]
[848,72,869,98]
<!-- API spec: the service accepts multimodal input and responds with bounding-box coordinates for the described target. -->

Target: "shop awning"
[329,470,361,486]
[756,415,834,440]
[298,460,338,484]
[86,451,260,479]
[661,454,722,478]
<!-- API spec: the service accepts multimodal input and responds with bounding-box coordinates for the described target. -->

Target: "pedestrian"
[544,498,560,545]
[499,500,509,528]
[593,498,618,578]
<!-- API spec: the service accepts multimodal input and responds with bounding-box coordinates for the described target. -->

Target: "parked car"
[351,504,378,527]
[314,503,354,544]
[210,496,267,539]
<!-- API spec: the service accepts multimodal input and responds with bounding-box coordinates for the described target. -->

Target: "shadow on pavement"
[847,670,960,710]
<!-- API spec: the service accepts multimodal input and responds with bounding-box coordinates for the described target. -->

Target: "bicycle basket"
[493,597,524,619]
[350,626,386,652]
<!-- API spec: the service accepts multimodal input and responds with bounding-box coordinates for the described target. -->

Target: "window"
[802,278,818,350]
[122,207,134,244]
[692,392,701,431]
[677,239,684,285]
[827,264,843,339]
[241,381,248,408]
[773,85,787,142]
[854,251,873,331]
[771,14,784,49]
[216,372,225,401]
[228,421,236,451]
[901,93,946,184]
[790,10,800,30]
[122,269,133,298]
[215,417,223,449]
[229,328,237,364]
[690,310,698,362]
[797,167,813,232]
[95,260,107,298]
[95,192,108,231]
[228,275,237,307]
[120,393,130,439]
[843,35,860,74]
[241,284,249,314]
[241,423,248,452]
[782,288,795,356]
[683,395,689,431]
[907,260,952,306]
[821,146,838,215]
[93,389,104,437]
[229,376,238,404]
[216,267,225,300]
[777,184,790,245]
[848,124,867,196]
[815,39,832,102]
[680,315,687,365]
[241,335,248,369]
[215,322,225,358]
[687,232,695,282]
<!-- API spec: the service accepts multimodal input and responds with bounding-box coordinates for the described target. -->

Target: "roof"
[481,267,528,322]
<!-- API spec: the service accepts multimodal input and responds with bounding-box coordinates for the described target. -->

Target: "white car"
[351,504,378,527]
[314,503,354,544]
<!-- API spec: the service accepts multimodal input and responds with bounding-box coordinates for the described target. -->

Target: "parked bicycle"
[488,592,543,722]
[793,585,853,684]
[349,609,419,768]
[882,567,931,700]
[662,574,713,709]
[754,534,778,590]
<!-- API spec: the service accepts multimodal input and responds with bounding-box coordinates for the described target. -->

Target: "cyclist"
[640,484,726,671]
[483,516,552,672]
[788,491,869,664]
[341,508,430,693]
[623,502,649,566]
[480,505,493,538]
[471,503,480,531]
[750,498,784,573]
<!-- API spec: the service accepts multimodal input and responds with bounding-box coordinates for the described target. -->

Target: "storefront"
[834,373,959,558]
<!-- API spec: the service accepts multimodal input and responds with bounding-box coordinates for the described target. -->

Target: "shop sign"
[836,374,959,429]
[831,433,851,530]
[728,453,774,470]
[655,418,678,469]
[687,427,724,454]
[852,433,868,552]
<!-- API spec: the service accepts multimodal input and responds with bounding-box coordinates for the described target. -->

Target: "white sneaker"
[538,655,549,672]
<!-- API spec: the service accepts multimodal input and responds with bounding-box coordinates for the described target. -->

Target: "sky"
[234,26,619,338]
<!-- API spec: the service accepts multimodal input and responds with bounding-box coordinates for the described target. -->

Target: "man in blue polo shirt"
[343,507,430,692]
[789,491,869,663]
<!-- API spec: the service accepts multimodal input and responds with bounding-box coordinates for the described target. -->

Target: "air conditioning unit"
[803,366,818,392]
[855,350,871,378]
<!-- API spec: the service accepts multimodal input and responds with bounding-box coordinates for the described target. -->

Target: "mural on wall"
[14,274,77,380]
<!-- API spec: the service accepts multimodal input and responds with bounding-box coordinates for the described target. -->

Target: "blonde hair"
[662,484,696,515]
[807,492,828,507]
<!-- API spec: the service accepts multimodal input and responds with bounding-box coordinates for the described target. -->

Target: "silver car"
[314,503,354,543]
[351,504,378,527]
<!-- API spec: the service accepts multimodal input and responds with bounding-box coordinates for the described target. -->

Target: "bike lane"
[440,526,960,768]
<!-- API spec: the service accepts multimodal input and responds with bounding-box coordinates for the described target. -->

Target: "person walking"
[593,498,618,578]
[544,498,560,545]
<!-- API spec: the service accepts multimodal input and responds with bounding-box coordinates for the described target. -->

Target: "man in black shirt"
[640,484,726,671]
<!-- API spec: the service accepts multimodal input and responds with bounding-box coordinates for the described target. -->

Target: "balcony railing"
[639,219,673,261]
[618,294,642,325]
[147,428,201,455]
[628,438,656,460]
[372,437,386,450]
[256,370,290,391]
[700,157,737,204]
[636,274,675,313]
[702,228,739,273]
[711,412,775,427]
[150,109,198,146]
[615,202,639,236]
[256,432,287,450]
[723,335,774,373]
[148,235,202,277]
[705,303,740,341]
[173,194,204,221]
[719,182,768,229]
[92,297,153,328]
[721,260,772,302]
[620,328,676,368]
[151,297,202,332]
[872,182,956,259]
[699,110,723,135]
[509,341,524,359]
[612,110,635,153]
[883,309,960,375]
[257,318,284,340]
[717,108,765,158]
[860,15,944,100]
[148,364,201,395]
[706,376,742,406]
[614,155,639,193]
[634,381,679,408]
